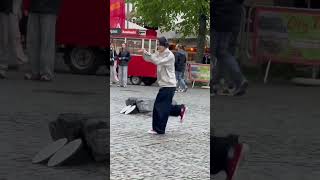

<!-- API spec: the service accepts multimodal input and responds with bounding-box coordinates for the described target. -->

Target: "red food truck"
[110,28,158,86]
[23,0,158,86]
[23,0,108,74]
[56,0,108,74]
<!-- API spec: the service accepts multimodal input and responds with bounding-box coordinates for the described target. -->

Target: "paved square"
[213,83,320,180]
[110,85,210,179]
[0,72,107,180]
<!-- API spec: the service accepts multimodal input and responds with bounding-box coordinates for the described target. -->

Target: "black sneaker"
[211,84,219,96]
[220,88,233,96]
[233,80,248,96]
[0,70,7,79]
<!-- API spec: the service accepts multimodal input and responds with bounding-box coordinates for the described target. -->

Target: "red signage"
[122,29,138,35]
[110,0,125,28]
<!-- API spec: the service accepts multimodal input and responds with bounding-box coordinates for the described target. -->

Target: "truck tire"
[130,76,142,85]
[142,77,157,86]
[65,48,99,75]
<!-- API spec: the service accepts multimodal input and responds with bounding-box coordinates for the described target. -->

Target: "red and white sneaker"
[226,143,249,180]
[179,105,188,123]
[147,129,158,135]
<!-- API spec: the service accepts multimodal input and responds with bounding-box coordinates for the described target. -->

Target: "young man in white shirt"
[139,36,188,134]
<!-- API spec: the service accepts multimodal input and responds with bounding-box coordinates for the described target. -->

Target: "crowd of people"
[0,0,62,81]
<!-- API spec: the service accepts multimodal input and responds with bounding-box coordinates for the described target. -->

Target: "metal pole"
[126,3,129,29]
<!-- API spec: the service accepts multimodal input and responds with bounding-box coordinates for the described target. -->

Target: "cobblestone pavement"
[0,71,107,180]
[110,85,210,179]
[212,82,320,180]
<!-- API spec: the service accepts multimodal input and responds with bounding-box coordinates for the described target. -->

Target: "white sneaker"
[148,129,158,134]
[124,105,136,115]
[120,105,132,114]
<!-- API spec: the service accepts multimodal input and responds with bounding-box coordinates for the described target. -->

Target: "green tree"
[127,0,209,63]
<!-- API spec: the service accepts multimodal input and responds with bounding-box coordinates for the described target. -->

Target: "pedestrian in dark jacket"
[0,0,14,78]
[212,0,248,96]
[23,0,63,81]
[175,44,188,92]
[117,43,130,87]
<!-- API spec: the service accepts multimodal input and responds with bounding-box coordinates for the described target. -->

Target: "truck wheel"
[142,77,157,86]
[65,48,99,75]
[130,76,142,85]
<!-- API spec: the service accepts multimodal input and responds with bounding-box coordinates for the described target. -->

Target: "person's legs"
[11,11,27,64]
[223,29,240,90]
[26,13,41,77]
[175,71,181,89]
[152,87,175,134]
[215,31,246,90]
[169,104,182,117]
[176,71,187,91]
[229,30,239,57]
[7,13,18,66]
[118,65,123,86]
[114,61,119,82]
[179,71,188,91]
[123,65,128,87]
[110,65,114,84]
[0,13,10,77]
[39,14,56,80]
[212,31,225,88]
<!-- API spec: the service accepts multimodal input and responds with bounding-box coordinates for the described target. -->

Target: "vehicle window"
[112,38,125,53]
[127,38,143,55]
[144,39,150,52]
[151,40,157,53]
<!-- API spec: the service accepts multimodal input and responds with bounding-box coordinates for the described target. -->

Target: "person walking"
[212,0,248,96]
[23,0,63,81]
[175,44,188,92]
[139,36,188,135]
[110,42,119,86]
[0,0,14,79]
[117,43,130,87]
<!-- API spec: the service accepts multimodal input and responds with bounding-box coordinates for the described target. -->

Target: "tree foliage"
[127,0,209,37]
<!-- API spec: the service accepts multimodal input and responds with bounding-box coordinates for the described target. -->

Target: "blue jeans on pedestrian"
[212,31,245,88]
[175,71,187,90]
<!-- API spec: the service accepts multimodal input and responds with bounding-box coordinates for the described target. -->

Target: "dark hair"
[158,36,169,48]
